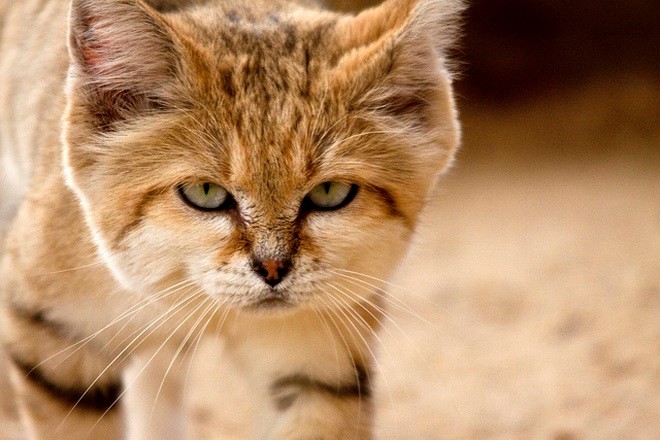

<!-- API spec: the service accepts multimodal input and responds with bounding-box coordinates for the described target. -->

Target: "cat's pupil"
[203,183,210,195]
[323,182,331,194]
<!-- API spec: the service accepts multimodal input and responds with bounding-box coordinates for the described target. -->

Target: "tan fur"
[0,0,462,438]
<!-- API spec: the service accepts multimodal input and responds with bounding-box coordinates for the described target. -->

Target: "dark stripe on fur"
[271,365,370,411]
[9,302,76,341]
[371,186,411,228]
[8,355,122,413]
[113,189,161,247]
[146,0,201,13]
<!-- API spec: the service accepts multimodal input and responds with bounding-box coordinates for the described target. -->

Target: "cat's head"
[62,0,463,312]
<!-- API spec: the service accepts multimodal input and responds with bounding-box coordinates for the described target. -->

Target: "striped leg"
[2,305,123,440]
[266,363,373,439]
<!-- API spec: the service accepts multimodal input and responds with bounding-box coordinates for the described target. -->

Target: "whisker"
[104,282,199,356]
[90,288,210,435]
[330,282,438,376]
[99,282,199,356]
[57,289,205,431]
[31,280,197,374]
[310,305,341,383]
[149,296,217,420]
[180,300,223,383]
[183,301,232,396]
[330,273,436,333]
[331,268,418,299]
[106,288,203,364]
[314,294,365,422]
[330,269,443,331]
[326,283,391,348]
[322,291,383,395]
[321,287,378,365]
[320,284,399,428]
[38,260,104,275]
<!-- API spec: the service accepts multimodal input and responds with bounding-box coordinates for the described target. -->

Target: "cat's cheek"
[192,260,243,301]
[97,223,191,293]
[344,220,410,280]
[302,212,410,305]
[310,211,409,264]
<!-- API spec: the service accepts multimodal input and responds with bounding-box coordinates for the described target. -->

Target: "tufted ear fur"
[333,0,463,146]
[67,0,179,131]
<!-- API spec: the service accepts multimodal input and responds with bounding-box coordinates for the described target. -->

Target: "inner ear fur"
[67,0,180,131]
[332,0,464,130]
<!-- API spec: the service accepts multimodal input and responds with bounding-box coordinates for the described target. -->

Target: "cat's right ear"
[67,0,179,130]
[330,0,464,186]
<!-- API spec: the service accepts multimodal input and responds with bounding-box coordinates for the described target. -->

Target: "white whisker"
[330,268,443,331]
[314,294,365,422]
[58,289,205,431]
[149,296,217,420]
[90,289,209,434]
[38,260,104,275]
[320,284,399,428]
[32,280,197,374]
[330,281,438,376]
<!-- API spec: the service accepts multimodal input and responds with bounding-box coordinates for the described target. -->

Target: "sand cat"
[0,0,462,438]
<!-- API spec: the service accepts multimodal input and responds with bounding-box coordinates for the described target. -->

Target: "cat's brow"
[370,186,412,229]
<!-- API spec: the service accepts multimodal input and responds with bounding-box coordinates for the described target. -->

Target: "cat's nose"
[252,258,291,287]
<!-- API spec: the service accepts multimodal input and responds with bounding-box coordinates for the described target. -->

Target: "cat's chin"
[237,289,299,314]
[249,296,293,311]
[241,296,300,316]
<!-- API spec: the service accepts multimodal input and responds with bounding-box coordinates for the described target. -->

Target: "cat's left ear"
[66,0,179,130]
[333,0,464,155]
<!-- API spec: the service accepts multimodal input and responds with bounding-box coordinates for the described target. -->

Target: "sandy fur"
[0,0,462,438]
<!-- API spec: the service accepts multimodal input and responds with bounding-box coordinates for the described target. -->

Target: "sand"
[375,158,659,440]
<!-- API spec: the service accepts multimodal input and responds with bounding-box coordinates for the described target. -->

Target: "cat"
[0,0,462,438]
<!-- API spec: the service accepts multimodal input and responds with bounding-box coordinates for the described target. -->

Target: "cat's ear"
[67,0,178,130]
[333,0,463,137]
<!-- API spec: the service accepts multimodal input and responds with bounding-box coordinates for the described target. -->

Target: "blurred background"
[329,1,659,439]
[330,0,659,163]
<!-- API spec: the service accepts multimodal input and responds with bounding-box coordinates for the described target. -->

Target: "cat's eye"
[179,183,232,211]
[305,182,358,211]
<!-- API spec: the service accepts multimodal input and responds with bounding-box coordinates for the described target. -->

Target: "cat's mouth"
[249,293,293,312]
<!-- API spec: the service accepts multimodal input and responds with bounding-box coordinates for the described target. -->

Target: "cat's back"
[0,0,69,235]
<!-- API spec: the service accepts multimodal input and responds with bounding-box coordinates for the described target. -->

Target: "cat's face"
[63,0,461,312]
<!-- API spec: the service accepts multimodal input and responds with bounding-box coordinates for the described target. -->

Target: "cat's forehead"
[180,95,328,207]
[171,13,351,184]
[181,5,338,61]
[176,9,343,140]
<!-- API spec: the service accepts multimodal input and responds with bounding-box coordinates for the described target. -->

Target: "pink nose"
[252,258,291,287]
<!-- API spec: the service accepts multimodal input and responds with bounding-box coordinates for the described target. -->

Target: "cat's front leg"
[266,346,373,440]
[267,383,372,440]
[1,304,123,440]
[228,309,377,440]
[122,344,186,440]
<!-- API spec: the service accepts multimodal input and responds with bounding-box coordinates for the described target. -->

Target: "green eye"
[179,183,231,211]
[305,182,358,211]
